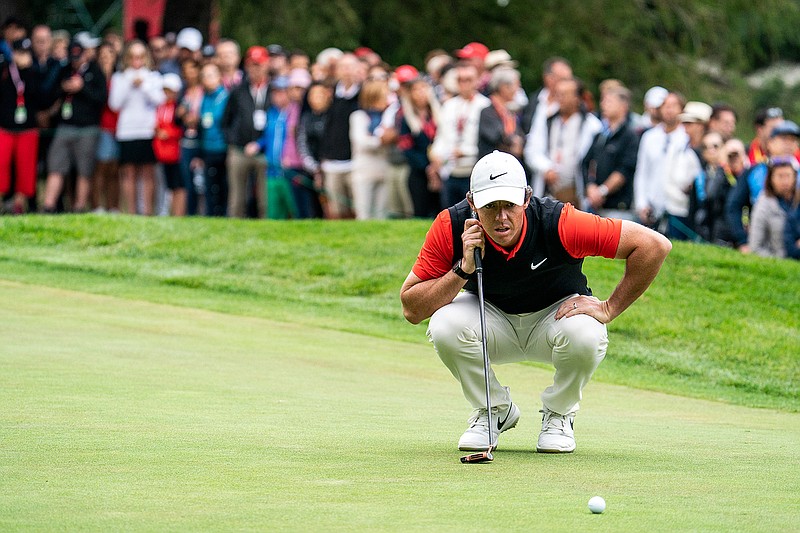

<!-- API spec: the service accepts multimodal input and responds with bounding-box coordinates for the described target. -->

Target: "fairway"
[1,280,798,531]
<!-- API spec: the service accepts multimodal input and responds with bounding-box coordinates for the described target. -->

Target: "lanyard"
[8,61,25,102]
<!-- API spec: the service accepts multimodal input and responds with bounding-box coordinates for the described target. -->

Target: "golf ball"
[588,496,606,514]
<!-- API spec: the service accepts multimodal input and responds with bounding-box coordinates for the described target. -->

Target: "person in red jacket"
[154,73,185,215]
[400,150,672,455]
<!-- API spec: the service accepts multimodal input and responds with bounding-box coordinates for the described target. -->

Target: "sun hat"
[678,101,713,124]
[470,151,528,208]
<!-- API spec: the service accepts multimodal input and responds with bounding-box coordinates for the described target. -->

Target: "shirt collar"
[484,209,528,260]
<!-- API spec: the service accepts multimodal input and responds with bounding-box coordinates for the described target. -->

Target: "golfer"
[400,150,671,453]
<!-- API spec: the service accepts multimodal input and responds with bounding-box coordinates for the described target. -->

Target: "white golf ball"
[588,496,606,514]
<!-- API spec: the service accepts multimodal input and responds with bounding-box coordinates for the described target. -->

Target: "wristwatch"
[452,260,472,280]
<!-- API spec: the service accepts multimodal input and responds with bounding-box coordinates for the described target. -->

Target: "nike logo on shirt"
[531,258,547,270]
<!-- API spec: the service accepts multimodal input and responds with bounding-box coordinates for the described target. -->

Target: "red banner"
[123,0,166,40]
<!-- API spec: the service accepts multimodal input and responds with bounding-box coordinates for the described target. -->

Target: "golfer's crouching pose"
[400,151,671,453]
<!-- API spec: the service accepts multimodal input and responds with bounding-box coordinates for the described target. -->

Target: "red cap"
[394,64,420,84]
[245,46,269,65]
[354,46,374,58]
[455,42,489,60]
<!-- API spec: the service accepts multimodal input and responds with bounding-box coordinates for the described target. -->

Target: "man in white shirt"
[633,91,690,232]
[429,63,490,207]
[524,77,601,205]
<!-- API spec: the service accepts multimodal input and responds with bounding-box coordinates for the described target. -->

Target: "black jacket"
[0,58,44,130]
[51,60,107,127]
[477,103,524,160]
[319,87,360,161]
[220,79,270,148]
[581,120,639,210]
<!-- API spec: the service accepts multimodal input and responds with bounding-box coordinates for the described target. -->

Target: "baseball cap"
[175,27,202,52]
[267,44,286,57]
[74,31,101,49]
[271,76,290,90]
[644,86,668,109]
[161,72,183,92]
[770,120,800,138]
[679,101,713,124]
[755,107,783,126]
[455,42,489,61]
[245,46,269,65]
[484,49,517,70]
[394,64,420,84]
[11,38,31,52]
[470,151,528,208]
[354,46,374,58]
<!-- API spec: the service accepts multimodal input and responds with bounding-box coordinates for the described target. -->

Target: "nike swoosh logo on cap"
[531,258,547,270]
[488,172,507,180]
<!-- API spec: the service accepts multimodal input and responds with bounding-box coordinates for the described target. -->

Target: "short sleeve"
[557,203,622,259]
[411,210,456,280]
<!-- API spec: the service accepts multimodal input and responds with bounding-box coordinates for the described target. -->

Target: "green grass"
[0,215,798,412]
[1,280,798,531]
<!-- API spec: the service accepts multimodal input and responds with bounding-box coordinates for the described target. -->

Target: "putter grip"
[473,246,482,273]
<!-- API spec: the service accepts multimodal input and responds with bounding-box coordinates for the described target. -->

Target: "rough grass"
[0,214,798,411]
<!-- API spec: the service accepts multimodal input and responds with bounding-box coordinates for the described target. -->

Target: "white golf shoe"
[458,402,521,451]
[536,408,576,453]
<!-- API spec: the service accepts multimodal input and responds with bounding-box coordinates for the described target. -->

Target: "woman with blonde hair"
[349,78,391,219]
[108,40,164,215]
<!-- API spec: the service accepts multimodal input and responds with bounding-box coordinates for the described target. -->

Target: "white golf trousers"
[427,292,608,416]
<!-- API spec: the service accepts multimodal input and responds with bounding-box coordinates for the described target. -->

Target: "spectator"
[103,30,123,56]
[397,73,441,218]
[0,37,42,214]
[726,120,800,251]
[288,49,310,71]
[680,101,712,155]
[1,16,26,60]
[108,40,165,215]
[634,85,668,134]
[478,67,525,160]
[318,52,362,218]
[245,76,294,219]
[748,158,797,257]
[708,103,737,142]
[215,39,242,90]
[423,49,453,103]
[282,68,316,218]
[633,91,687,232]
[313,47,343,81]
[174,27,203,65]
[91,42,120,213]
[453,42,489,93]
[51,30,70,63]
[690,132,736,245]
[267,44,290,78]
[379,65,414,219]
[582,84,639,218]
[296,81,333,218]
[349,78,391,219]
[429,63,490,207]
[195,63,229,217]
[525,77,602,206]
[154,73,185,215]
[149,35,178,75]
[520,56,573,136]
[30,25,60,96]
[175,58,204,215]
[42,40,107,213]
[748,107,783,166]
[784,202,800,259]
[220,45,270,218]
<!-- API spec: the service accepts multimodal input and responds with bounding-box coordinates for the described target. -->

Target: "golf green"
[1,280,798,531]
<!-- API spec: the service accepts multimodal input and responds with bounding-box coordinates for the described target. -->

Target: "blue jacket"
[255,105,288,178]
[199,86,229,154]
[784,207,800,259]
[725,162,768,246]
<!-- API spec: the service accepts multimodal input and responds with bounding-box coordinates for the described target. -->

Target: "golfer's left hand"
[555,296,612,324]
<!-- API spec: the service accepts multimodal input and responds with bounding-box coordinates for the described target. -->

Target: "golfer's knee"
[427,306,480,354]
[553,315,608,366]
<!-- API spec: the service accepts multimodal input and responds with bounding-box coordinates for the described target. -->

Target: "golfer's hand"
[460,219,484,274]
[556,295,613,324]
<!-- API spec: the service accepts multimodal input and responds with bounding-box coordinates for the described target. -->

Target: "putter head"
[460,450,494,464]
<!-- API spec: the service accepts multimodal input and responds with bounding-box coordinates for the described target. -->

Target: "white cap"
[161,72,183,92]
[74,31,100,49]
[315,47,343,67]
[484,49,517,70]
[678,101,713,124]
[644,86,668,109]
[176,27,202,52]
[470,151,528,208]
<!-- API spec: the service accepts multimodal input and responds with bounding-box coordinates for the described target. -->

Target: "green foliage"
[0,215,798,412]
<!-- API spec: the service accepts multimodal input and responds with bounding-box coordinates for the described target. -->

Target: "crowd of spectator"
[1,16,799,260]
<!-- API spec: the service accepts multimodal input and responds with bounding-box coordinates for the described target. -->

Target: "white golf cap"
[161,72,183,92]
[470,151,527,208]
[176,27,202,52]
[644,86,668,109]
[74,31,100,49]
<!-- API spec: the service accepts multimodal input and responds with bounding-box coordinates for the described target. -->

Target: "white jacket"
[108,68,165,141]
[430,93,490,178]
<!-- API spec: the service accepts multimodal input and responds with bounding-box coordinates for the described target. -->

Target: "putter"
[460,246,494,464]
